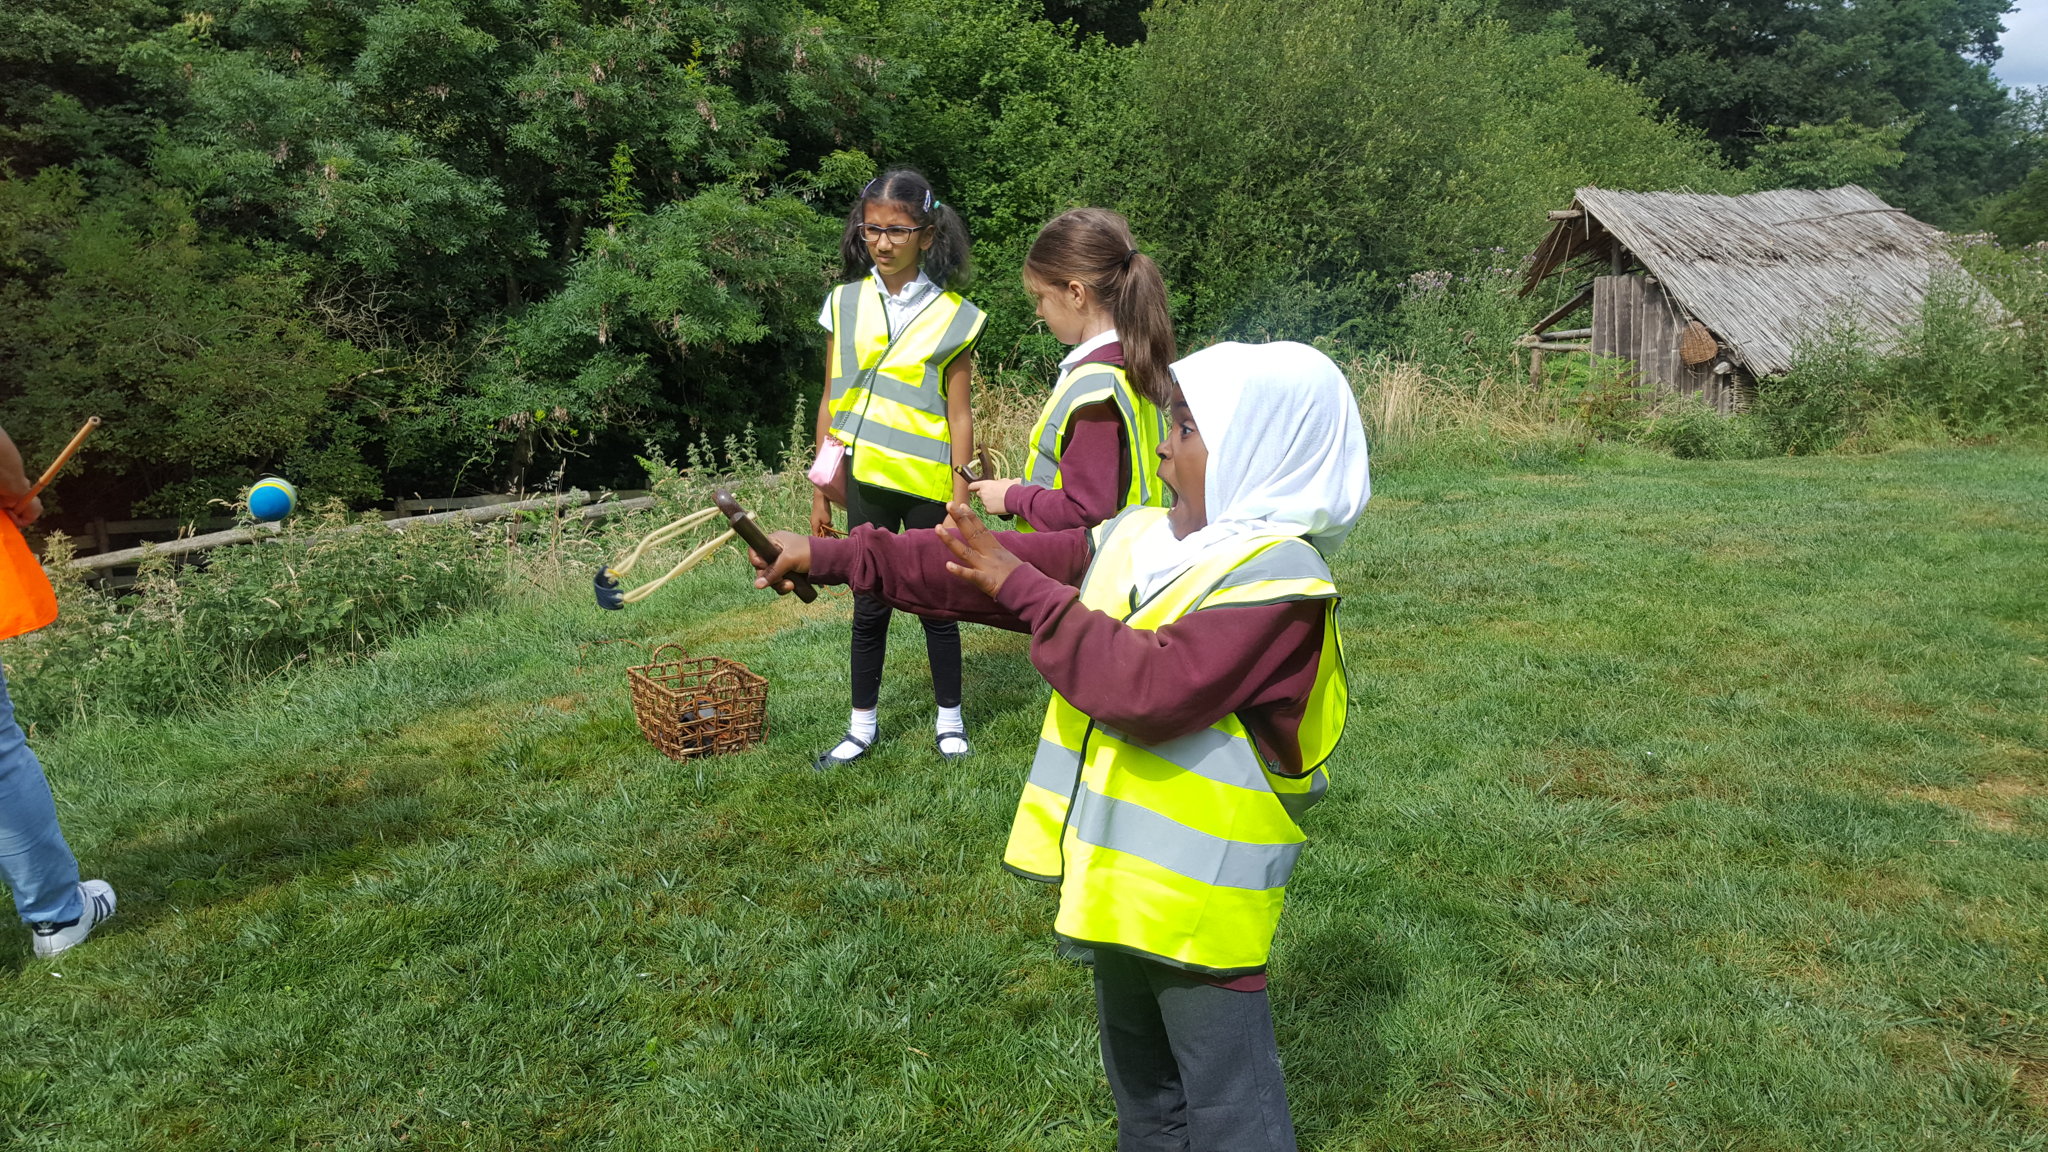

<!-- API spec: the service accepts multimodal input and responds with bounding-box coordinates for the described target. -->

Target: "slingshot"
[595,489,816,608]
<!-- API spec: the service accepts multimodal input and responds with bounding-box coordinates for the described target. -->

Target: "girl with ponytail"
[809,168,985,770]
[969,208,1175,533]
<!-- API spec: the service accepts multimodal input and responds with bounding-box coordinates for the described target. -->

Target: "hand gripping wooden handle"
[713,489,817,603]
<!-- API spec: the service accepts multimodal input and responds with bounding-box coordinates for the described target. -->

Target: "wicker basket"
[626,644,768,761]
[1680,320,1719,366]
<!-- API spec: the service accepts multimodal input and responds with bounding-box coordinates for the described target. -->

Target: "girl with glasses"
[809,169,984,770]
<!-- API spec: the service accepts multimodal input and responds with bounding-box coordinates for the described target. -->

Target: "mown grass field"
[4,446,2045,1151]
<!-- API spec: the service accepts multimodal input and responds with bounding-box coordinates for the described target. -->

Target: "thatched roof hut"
[1517,186,1977,410]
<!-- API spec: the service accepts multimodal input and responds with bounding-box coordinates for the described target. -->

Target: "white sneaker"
[30,879,116,959]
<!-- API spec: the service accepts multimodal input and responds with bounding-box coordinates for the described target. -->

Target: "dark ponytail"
[1023,208,1176,407]
[838,168,973,290]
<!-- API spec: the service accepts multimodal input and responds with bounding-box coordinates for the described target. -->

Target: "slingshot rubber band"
[596,506,734,610]
[596,492,815,609]
[619,527,737,604]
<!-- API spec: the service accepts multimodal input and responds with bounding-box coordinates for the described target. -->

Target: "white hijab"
[1129,341,1372,599]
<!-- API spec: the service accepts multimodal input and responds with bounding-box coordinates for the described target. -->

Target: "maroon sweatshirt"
[809,523,1331,988]
[1006,342,1138,532]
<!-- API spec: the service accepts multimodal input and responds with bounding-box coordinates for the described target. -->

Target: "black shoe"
[935,730,970,763]
[812,732,872,772]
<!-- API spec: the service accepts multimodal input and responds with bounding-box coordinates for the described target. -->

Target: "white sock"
[830,708,878,760]
[936,705,967,755]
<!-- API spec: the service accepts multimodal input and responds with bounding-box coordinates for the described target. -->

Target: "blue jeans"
[0,663,82,924]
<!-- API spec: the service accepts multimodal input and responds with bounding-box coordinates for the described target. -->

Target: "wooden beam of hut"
[1527,283,1594,335]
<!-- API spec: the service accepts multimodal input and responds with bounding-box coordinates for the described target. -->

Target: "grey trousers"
[1092,947,1298,1152]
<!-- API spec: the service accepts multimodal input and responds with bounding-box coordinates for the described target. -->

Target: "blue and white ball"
[248,477,298,522]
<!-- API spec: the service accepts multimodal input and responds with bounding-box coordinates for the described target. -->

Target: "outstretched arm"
[751,505,1092,631]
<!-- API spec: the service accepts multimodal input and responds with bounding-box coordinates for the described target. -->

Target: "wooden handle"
[20,416,100,506]
[713,489,817,603]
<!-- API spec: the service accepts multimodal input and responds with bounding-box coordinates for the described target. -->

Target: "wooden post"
[1528,348,1546,391]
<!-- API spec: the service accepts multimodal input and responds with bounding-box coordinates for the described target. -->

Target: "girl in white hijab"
[754,340,1369,1152]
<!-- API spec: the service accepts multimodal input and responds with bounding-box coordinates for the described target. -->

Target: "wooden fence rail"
[66,491,657,572]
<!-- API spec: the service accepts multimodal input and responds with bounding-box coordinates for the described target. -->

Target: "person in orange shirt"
[0,423,114,958]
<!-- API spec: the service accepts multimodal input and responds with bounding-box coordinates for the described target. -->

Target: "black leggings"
[844,478,962,711]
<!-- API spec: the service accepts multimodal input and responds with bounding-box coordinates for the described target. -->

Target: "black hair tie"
[1121,247,1139,270]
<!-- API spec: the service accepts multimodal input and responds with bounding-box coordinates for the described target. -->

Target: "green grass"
[4,446,2046,1150]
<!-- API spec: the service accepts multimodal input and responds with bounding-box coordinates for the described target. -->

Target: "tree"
[0,169,375,515]
[1087,0,1734,343]
[1491,0,2029,224]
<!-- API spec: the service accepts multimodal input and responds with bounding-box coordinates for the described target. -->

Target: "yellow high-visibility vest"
[1002,506,1348,975]
[826,280,985,502]
[1016,361,1167,531]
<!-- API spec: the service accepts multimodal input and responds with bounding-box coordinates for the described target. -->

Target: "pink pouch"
[808,436,848,507]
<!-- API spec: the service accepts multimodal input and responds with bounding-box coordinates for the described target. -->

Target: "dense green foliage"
[1492,0,2043,226]
[1749,237,2048,454]
[5,447,2045,1147]
[1086,0,1734,342]
[0,0,2041,525]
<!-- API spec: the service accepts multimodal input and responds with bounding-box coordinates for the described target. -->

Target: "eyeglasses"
[857,223,928,243]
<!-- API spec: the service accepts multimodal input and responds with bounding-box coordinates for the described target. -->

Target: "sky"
[1999,0,2047,88]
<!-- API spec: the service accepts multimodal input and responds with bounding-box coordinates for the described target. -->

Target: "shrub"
[11,508,509,729]
[1638,395,1773,460]
[1389,257,1533,386]
[1880,267,2043,433]
[1753,321,1881,454]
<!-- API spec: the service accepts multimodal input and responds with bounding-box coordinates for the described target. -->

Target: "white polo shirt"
[1060,327,1121,369]
[817,269,940,340]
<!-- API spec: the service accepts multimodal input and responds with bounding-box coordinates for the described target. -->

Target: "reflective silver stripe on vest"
[1071,788,1303,891]
[1132,398,1156,505]
[1206,540,1332,594]
[828,411,954,464]
[1095,723,1271,795]
[1273,769,1329,823]
[920,301,985,392]
[860,371,945,416]
[828,282,866,401]
[1027,370,1121,487]
[1028,738,1081,795]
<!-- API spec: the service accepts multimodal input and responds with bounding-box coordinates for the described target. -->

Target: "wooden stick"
[20,416,100,506]
[1528,283,1593,337]
[714,489,817,603]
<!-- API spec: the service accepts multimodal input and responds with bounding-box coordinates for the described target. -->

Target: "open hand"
[749,530,813,595]
[968,477,1021,516]
[934,503,1022,598]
